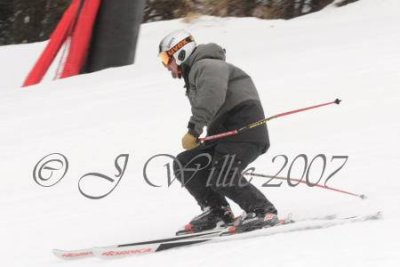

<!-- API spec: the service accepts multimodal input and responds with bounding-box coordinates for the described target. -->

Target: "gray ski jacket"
[181,43,269,152]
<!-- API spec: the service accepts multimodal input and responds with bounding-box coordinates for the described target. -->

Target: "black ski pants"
[173,142,276,213]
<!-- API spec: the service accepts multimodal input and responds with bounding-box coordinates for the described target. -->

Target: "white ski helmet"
[159,30,196,66]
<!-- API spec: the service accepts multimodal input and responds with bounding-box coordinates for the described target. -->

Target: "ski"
[93,212,381,259]
[53,211,381,260]
[52,228,223,260]
[92,217,293,259]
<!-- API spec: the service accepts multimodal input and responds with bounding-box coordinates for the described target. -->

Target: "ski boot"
[176,206,234,235]
[228,209,280,234]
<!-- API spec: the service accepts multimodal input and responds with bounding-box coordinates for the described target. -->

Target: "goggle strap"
[166,36,194,57]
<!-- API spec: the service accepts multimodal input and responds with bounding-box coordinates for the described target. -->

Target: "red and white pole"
[199,99,341,143]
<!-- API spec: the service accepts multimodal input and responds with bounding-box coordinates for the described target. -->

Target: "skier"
[158,30,278,234]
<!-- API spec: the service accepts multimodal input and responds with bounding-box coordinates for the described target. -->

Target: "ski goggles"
[159,36,194,67]
[159,51,172,67]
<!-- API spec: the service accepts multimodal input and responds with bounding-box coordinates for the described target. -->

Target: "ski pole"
[199,98,341,143]
[244,172,366,200]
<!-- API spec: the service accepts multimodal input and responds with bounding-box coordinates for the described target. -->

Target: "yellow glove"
[182,132,199,150]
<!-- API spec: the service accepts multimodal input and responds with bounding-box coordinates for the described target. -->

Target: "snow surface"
[1,0,400,266]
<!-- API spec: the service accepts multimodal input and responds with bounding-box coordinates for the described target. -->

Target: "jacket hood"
[184,43,226,68]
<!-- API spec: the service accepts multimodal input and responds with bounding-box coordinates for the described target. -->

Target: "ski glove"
[182,132,199,150]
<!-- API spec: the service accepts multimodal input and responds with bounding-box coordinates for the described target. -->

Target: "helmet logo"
[178,50,186,61]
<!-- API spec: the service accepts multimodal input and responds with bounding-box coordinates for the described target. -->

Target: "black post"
[83,0,146,73]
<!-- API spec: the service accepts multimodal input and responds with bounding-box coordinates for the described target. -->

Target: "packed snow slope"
[1,0,399,266]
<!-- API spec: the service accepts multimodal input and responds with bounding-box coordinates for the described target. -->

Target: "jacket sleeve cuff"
[187,122,201,137]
